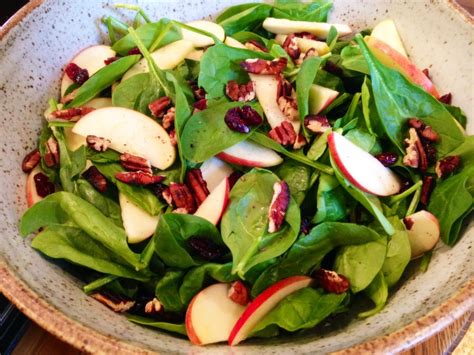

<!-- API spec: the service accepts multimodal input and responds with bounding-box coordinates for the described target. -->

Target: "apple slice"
[309,84,339,115]
[186,283,246,345]
[263,17,352,39]
[249,73,300,134]
[328,132,401,196]
[371,19,407,58]
[275,34,330,55]
[61,45,116,97]
[228,276,312,345]
[217,140,283,168]
[122,40,194,81]
[185,49,204,61]
[403,210,440,259]
[119,193,159,244]
[182,20,225,48]
[365,36,440,98]
[224,36,246,49]
[200,157,233,192]
[72,107,175,169]
[194,177,230,225]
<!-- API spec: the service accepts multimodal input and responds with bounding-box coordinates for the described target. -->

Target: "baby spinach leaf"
[355,35,465,156]
[315,70,344,91]
[307,129,331,162]
[87,148,120,163]
[313,173,352,223]
[67,55,140,108]
[221,169,300,277]
[155,270,186,312]
[252,287,345,335]
[444,104,467,128]
[334,234,387,293]
[127,315,187,336]
[344,127,380,154]
[181,101,262,163]
[274,161,312,205]
[232,31,270,47]
[154,214,224,269]
[112,73,154,112]
[340,45,369,74]
[361,76,384,137]
[38,126,58,182]
[358,271,388,318]
[272,0,333,22]
[217,3,272,35]
[252,222,382,296]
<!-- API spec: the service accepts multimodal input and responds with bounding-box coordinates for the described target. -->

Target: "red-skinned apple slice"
[217,140,283,168]
[228,276,312,346]
[403,210,440,259]
[328,132,401,196]
[263,17,352,39]
[309,84,339,115]
[61,45,116,97]
[26,166,44,207]
[275,34,330,55]
[194,177,230,225]
[72,107,175,169]
[365,36,440,98]
[186,283,246,345]
[119,193,159,244]
[200,157,233,192]
[371,19,407,58]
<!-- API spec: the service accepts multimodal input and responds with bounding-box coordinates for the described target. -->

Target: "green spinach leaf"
[127,315,187,335]
[381,217,410,287]
[217,4,272,35]
[313,173,352,223]
[155,270,186,312]
[358,271,388,318]
[274,161,312,205]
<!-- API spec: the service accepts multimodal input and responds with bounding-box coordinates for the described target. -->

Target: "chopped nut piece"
[86,135,111,152]
[169,129,177,146]
[228,281,250,306]
[408,118,439,142]
[115,171,164,185]
[403,128,421,169]
[244,40,268,52]
[44,137,59,168]
[240,58,288,75]
[22,149,41,173]
[186,169,209,205]
[277,76,294,99]
[149,96,171,117]
[420,175,436,205]
[162,107,176,130]
[293,134,307,150]
[144,298,163,314]
[375,152,398,167]
[120,153,152,174]
[277,96,299,121]
[295,48,318,65]
[34,173,55,197]
[268,181,290,233]
[314,269,350,294]
[169,183,196,213]
[435,155,461,178]
[225,80,256,102]
[268,121,297,146]
[91,292,135,313]
[50,107,94,121]
[188,80,206,101]
[83,166,107,193]
[282,34,300,60]
[305,115,330,133]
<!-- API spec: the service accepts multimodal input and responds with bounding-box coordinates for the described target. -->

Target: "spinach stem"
[115,4,152,23]
[388,180,423,205]
[83,275,118,294]
[102,16,129,36]
[234,240,260,278]
[140,236,156,267]
[172,20,223,45]
[406,185,421,216]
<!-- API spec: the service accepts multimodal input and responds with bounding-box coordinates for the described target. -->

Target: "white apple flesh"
[72,107,175,170]
[403,210,440,259]
[200,157,233,192]
[186,283,246,345]
[371,19,407,58]
[119,193,159,244]
[185,49,204,61]
[275,34,330,55]
[224,36,246,49]
[309,84,339,115]
[328,132,401,196]
[228,276,313,345]
[182,20,225,48]
[263,17,352,39]
[217,140,283,168]
[194,177,230,225]
[61,45,116,97]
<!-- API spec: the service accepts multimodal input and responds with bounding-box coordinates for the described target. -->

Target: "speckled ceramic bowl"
[0,0,472,353]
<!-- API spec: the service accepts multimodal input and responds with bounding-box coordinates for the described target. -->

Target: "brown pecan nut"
[228,281,250,306]
[314,269,350,294]
[277,95,299,121]
[282,34,300,60]
[91,292,135,313]
[408,118,439,142]
[169,183,197,213]
[295,48,318,65]
[162,107,176,130]
[120,153,152,174]
[224,105,262,133]
[83,166,108,193]
[277,76,294,99]
[225,80,256,102]
[304,115,330,133]
[438,93,452,105]
[22,149,41,173]
[268,121,297,146]
[144,298,163,314]
[44,137,59,168]
[169,129,177,146]
[186,169,210,205]
[435,155,461,178]
[268,180,290,233]
[51,107,94,120]
[420,175,436,205]
[34,172,55,197]
[86,135,111,152]
[375,152,398,167]
[244,40,268,52]
[115,171,165,185]
[403,128,428,171]
[149,96,171,117]
[240,57,288,75]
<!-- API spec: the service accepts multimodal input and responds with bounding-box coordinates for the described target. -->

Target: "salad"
[19,1,473,347]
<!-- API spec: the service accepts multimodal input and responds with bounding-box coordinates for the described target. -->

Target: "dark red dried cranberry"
[188,80,206,101]
[225,107,250,133]
[300,217,312,235]
[104,56,119,65]
[193,98,207,111]
[375,152,398,167]
[34,173,55,197]
[323,61,342,76]
[435,155,461,178]
[187,236,223,261]
[128,47,141,55]
[420,175,436,205]
[439,93,452,105]
[228,171,243,189]
[422,140,437,165]
[82,166,107,193]
[241,105,263,126]
[64,63,89,85]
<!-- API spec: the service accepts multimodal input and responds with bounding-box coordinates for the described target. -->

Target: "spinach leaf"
[112,73,154,113]
[217,3,272,35]
[315,70,344,91]
[307,129,331,161]
[154,214,225,268]
[232,31,270,47]
[221,169,300,277]
[31,225,150,281]
[381,217,410,287]
[181,101,262,163]
[313,173,352,223]
[274,161,312,205]
[334,234,387,293]
[355,35,465,156]
[272,0,333,22]
[358,271,388,318]
[340,45,369,74]
[83,275,118,294]
[155,270,185,312]
[252,287,345,335]
[361,76,384,137]
[87,148,121,163]
[252,222,382,296]
[127,315,187,335]
[38,126,57,181]
[67,55,140,108]
[344,127,380,154]
[444,103,467,128]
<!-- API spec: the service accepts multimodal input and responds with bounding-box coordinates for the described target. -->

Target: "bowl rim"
[1,0,473,353]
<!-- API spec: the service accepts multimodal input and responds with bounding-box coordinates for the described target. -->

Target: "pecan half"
[86,135,111,152]
[314,269,350,294]
[375,152,398,167]
[188,80,206,101]
[268,181,290,233]
[91,292,135,313]
[228,281,250,306]
[186,169,209,205]
[115,171,164,185]
[305,115,330,133]
[169,183,196,213]
[22,149,41,173]
[244,40,268,52]
[144,298,163,314]
[295,48,318,65]
[268,121,297,146]
[282,34,300,60]
[187,236,223,260]
[277,76,294,98]
[408,118,439,142]
[44,137,59,168]
[34,173,55,197]
[277,96,299,121]
[162,107,176,130]
[224,105,262,133]
[420,175,436,205]
[435,155,461,178]
[82,166,107,193]
[403,128,424,170]
[51,107,94,121]
[169,129,177,146]
[64,62,89,85]
[120,153,152,174]
[438,93,452,105]
[240,58,288,75]
[225,80,256,102]
[149,96,171,117]
[150,183,173,205]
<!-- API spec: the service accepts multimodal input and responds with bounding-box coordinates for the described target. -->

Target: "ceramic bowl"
[0,0,472,353]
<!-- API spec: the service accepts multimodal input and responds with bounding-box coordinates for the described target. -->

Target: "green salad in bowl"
[19,1,472,346]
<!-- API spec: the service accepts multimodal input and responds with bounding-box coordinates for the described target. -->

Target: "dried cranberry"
[228,171,243,189]
[300,217,312,235]
[224,106,262,133]
[128,47,141,55]
[64,63,89,85]
[241,105,263,126]
[82,166,107,193]
[435,155,461,178]
[34,173,55,197]
[193,98,207,111]
[375,152,398,167]
[104,56,119,65]
[439,93,452,105]
[187,236,223,261]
